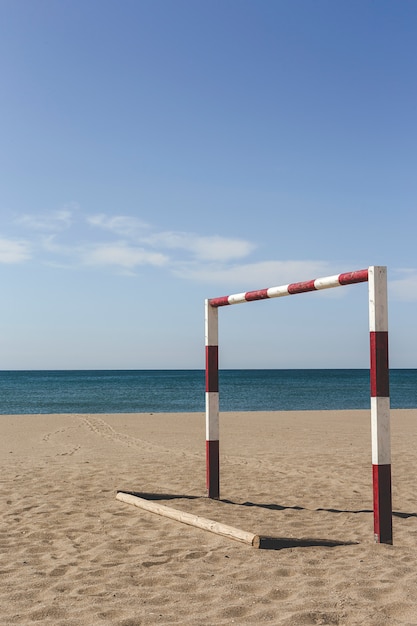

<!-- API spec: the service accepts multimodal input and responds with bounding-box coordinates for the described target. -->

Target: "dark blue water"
[0,369,416,415]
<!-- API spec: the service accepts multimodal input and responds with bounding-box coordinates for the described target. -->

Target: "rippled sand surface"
[1,410,417,625]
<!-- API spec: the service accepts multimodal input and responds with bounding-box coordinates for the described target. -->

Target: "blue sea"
[0,369,416,415]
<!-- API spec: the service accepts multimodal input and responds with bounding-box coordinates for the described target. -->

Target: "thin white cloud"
[39,236,169,272]
[87,214,150,237]
[173,260,333,288]
[38,235,78,267]
[88,215,255,262]
[390,269,417,301]
[0,237,31,263]
[16,207,74,232]
[40,234,65,254]
[147,231,255,261]
[83,242,168,269]
[8,209,347,291]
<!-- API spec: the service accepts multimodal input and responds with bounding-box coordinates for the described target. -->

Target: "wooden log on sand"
[116,491,260,548]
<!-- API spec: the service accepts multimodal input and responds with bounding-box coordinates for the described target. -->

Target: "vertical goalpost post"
[369,266,392,544]
[205,266,392,544]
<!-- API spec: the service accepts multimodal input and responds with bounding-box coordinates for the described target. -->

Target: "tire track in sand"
[78,415,199,460]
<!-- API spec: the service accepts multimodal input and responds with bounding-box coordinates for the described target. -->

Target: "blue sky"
[1,0,416,369]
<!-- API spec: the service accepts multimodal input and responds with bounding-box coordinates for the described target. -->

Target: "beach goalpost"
[205,266,392,544]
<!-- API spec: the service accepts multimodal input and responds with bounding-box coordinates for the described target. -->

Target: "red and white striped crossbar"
[205,266,392,544]
[208,269,369,307]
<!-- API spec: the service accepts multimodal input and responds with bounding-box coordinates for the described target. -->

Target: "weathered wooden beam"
[116,491,260,547]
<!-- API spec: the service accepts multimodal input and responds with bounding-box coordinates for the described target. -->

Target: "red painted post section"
[209,295,231,308]
[372,464,393,544]
[339,269,369,285]
[245,288,269,301]
[205,345,219,393]
[206,440,219,497]
[370,332,389,397]
[287,279,316,294]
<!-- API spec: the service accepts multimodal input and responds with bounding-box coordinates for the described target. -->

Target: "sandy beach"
[2,409,417,625]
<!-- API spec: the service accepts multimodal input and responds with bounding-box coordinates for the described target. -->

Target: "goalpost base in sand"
[116,491,260,548]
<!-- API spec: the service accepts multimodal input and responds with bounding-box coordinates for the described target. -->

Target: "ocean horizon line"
[1,366,415,372]
[1,369,416,414]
